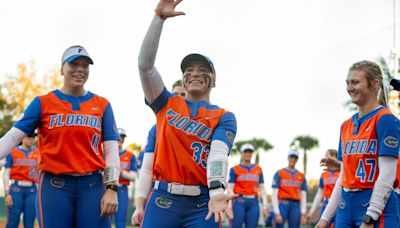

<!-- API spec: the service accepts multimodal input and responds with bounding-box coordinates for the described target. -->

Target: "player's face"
[288,155,298,167]
[61,57,90,90]
[172,85,186,97]
[242,150,254,162]
[22,136,35,148]
[118,136,126,149]
[346,70,378,107]
[182,61,215,96]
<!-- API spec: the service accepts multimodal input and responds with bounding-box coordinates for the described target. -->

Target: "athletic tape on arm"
[301,190,307,214]
[103,140,120,184]
[366,156,397,220]
[136,153,154,199]
[0,127,26,160]
[272,188,280,214]
[320,164,343,222]
[207,140,229,198]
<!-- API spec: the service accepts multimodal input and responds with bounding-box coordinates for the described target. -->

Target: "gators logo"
[155,196,172,209]
[384,136,398,148]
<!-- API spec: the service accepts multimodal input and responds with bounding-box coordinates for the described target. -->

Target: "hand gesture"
[131,206,144,225]
[100,189,118,217]
[205,194,237,223]
[156,0,185,19]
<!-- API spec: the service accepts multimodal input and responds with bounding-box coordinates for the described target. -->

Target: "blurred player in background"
[0,45,120,228]
[227,143,268,228]
[135,0,237,226]
[307,149,339,227]
[272,150,307,228]
[131,80,188,225]
[114,128,137,228]
[3,133,38,228]
[316,61,399,228]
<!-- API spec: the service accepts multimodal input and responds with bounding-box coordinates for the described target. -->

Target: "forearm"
[260,184,268,208]
[321,165,343,222]
[0,128,26,159]
[207,140,229,199]
[300,190,307,214]
[309,188,323,215]
[272,188,280,214]
[138,15,166,103]
[3,168,10,192]
[366,156,397,221]
[135,153,154,199]
[120,170,137,181]
[135,196,146,210]
[103,140,120,184]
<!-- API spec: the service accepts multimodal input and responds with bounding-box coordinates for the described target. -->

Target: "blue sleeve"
[137,151,144,169]
[147,87,172,113]
[302,177,307,191]
[228,167,236,183]
[259,170,265,184]
[272,172,280,189]
[319,175,323,188]
[102,103,120,141]
[129,154,138,172]
[211,112,237,150]
[14,97,41,135]
[144,125,156,153]
[5,154,12,168]
[337,125,344,161]
[376,114,400,157]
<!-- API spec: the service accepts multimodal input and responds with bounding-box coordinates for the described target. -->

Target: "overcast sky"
[0,0,396,189]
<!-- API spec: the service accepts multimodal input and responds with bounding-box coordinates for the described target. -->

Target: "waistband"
[153,180,208,196]
[63,170,102,177]
[239,194,257,199]
[343,187,363,192]
[12,180,35,187]
[394,188,400,194]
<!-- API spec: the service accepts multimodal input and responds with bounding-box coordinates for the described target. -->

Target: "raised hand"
[155,0,185,19]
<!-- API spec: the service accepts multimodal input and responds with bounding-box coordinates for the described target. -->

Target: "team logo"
[226,131,235,143]
[50,177,66,188]
[384,136,398,148]
[155,197,172,209]
[339,200,345,209]
[196,202,207,208]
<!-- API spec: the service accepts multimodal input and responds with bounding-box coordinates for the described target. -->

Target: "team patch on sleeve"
[226,131,235,143]
[384,136,398,148]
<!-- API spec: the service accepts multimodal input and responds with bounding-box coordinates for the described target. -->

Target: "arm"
[260,183,268,209]
[309,188,323,216]
[320,164,343,222]
[120,170,137,181]
[271,188,280,214]
[0,128,26,159]
[365,156,397,221]
[103,140,120,184]
[3,168,10,193]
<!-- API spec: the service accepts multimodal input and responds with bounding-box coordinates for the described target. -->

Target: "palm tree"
[291,135,319,176]
[231,138,273,164]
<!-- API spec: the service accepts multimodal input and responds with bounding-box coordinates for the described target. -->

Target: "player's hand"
[226,206,234,220]
[306,212,313,224]
[360,223,374,228]
[131,207,144,225]
[155,0,185,19]
[320,157,340,171]
[100,189,118,217]
[4,193,12,208]
[300,214,307,225]
[314,219,329,228]
[205,194,237,223]
[262,207,269,220]
[275,214,283,224]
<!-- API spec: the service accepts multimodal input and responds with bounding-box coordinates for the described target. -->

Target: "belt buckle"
[168,183,184,195]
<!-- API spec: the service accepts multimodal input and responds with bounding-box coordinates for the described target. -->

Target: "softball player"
[228,143,268,228]
[0,45,121,228]
[316,61,400,228]
[307,149,339,227]
[136,0,237,226]
[272,150,307,228]
[114,128,137,228]
[4,133,38,228]
[131,80,187,225]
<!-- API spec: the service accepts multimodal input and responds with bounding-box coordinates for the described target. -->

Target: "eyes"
[69,62,89,69]
[346,79,360,86]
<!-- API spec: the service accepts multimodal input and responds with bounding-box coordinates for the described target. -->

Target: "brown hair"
[349,60,387,107]
[325,149,338,158]
[172,79,183,90]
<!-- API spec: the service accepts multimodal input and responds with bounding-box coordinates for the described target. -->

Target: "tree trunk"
[303,150,307,175]
[255,152,260,164]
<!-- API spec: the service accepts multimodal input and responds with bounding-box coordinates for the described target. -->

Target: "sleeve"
[137,151,144,169]
[210,112,237,150]
[376,114,400,157]
[309,188,323,215]
[337,124,344,161]
[144,125,157,153]
[4,154,12,168]
[138,15,167,104]
[228,167,236,183]
[102,103,120,141]
[321,164,343,222]
[272,172,280,189]
[259,170,265,184]
[272,188,280,214]
[13,97,41,135]
[301,176,307,191]
[130,154,138,172]
[147,88,172,114]
[319,175,324,188]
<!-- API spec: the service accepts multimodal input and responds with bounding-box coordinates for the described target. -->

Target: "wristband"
[103,167,119,184]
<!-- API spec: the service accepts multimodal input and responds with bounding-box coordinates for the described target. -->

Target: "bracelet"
[154,8,167,20]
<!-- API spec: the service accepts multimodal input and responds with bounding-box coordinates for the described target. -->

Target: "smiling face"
[61,57,90,92]
[242,150,254,163]
[346,70,379,107]
[182,61,215,99]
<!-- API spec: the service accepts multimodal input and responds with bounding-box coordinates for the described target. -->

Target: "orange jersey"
[149,88,237,186]
[338,107,399,189]
[319,170,339,198]
[119,150,137,185]
[272,168,307,201]
[229,164,264,196]
[14,90,120,174]
[5,146,39,182]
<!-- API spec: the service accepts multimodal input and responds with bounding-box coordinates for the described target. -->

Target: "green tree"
[291,135,319,175]
[232,138,273,164]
